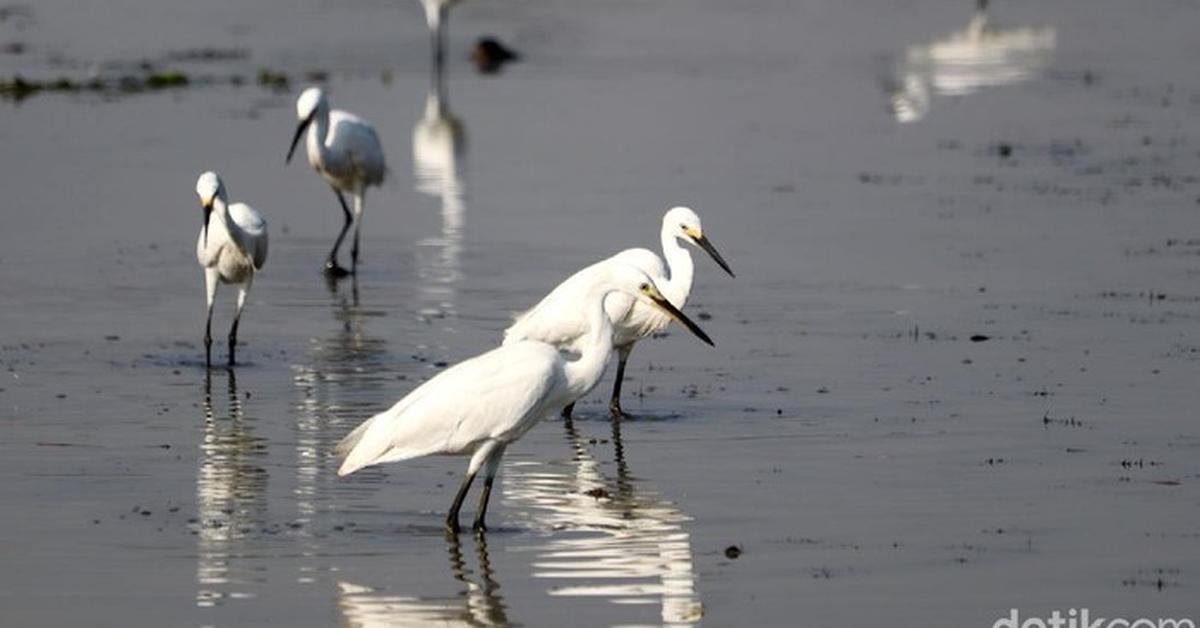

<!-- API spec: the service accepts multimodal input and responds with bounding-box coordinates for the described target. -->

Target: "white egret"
[334,264,714,533]
[286,87,387,277]
[504,206,733,418]
[195,171,268,367]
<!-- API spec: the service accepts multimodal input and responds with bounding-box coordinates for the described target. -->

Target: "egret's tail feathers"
[501,309,533,346]
[334,402,446,477]
[334,413,387,476]
[337,439,438,477]
[333,417,374,458]
[337,455,370,477]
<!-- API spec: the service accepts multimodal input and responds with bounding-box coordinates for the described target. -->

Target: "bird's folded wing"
[336,343,560,476]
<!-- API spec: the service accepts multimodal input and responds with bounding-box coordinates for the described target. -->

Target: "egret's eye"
[639,283,650,291]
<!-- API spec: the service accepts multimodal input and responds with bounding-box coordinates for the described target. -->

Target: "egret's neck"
[213,197,249,255]
[659,229,695,308]
[563,287,618,398]
[211,196,232,233]
[306,108,330,166]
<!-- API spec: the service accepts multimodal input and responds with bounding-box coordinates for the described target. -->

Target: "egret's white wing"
[608,247,665,279]
[228,202,268,270]
[337,342,562,476]
[503,261,607,348]
[503,248,661,350]
[330,110,387,187]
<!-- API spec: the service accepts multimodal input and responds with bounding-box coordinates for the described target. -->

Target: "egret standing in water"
[286,87,386,277]
[195,171,268,367]
[504,206,734,418]
[334,264,714,533]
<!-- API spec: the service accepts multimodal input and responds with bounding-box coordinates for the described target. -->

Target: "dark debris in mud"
[1042,413,1084,428]
[1121,567,1181,591]
[164,47,248,63]
[0,64,326,102]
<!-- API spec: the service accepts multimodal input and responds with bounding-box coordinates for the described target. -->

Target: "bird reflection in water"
[413,0,467,327]
[886,0,1056,122]
[293,275,391,527]
[337,533,513,627]
[195,370,269,608]
[503,418,704,624]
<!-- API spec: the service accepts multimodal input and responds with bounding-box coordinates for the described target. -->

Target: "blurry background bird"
[286,87,387,277]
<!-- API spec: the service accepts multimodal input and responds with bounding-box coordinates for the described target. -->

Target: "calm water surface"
[1,0,1198,625]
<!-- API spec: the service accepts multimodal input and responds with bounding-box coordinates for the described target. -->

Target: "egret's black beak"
[693,233,735,278]
[643,289,714,347]
[286,113,314,164]
[202,201,213,247]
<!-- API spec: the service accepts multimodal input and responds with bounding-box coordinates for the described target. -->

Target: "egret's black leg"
[351,220,362,273]
[472,444,506,533]
[446,468,479,534]
[227,317,239,366]
[608,348,632,418]
[325,188,353,277]
[204,308,214,368]
[561,402,575,420]
[472,475,496,533]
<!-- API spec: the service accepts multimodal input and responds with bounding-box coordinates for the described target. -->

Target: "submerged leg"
[447,440,501,534]
[446,469,478,535]
[325,188,353,277]
[472,444,507,533]
[350,192,365,273]
[203,269,219,368]
[609,344,634,418]
[228,280,251,366]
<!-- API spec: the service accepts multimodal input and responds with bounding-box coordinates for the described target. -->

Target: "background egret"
[286,87,387,277]
[334,264,713,533]
[504,206,733,418]
[195,171,268,367]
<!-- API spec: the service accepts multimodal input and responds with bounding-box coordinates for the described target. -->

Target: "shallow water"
[2,0,1199,625]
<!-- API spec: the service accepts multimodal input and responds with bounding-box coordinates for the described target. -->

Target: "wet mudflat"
[1,0,1198,625]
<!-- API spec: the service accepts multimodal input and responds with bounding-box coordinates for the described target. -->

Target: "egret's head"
[612,264,714,347]
[195,171,224,247]
[664,206,735,277]
[287,87,326,164]
[295,87,326,121]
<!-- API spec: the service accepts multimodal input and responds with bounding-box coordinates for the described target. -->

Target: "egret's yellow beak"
[639,283,714,346]
[684,227,735,278]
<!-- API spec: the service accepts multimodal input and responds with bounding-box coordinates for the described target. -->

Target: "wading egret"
[195,171,268,367]
[504,206,733,418]
[286,87,386,277]
[334,264,713,533]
